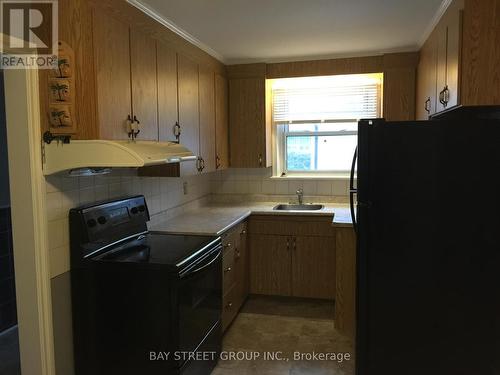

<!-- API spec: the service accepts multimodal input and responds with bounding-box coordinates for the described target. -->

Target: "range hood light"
[68,168,112,177]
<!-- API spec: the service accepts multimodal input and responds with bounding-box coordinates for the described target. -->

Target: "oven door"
[178,245,222,355]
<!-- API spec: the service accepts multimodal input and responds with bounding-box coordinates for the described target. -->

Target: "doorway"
[0,70,20,374]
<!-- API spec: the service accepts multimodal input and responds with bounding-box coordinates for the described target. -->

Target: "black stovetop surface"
[91,232,219,268]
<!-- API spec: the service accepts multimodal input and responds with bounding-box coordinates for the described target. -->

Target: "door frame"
[2,41,56,374]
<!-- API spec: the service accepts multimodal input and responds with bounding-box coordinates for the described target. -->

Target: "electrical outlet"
[183,181,188,195]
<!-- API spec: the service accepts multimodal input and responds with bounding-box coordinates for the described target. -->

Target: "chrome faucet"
[296,188,304,205]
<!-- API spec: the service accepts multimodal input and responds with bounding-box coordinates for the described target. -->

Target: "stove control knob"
[131,207,139,214]
[97,216,107,225]
[87,219,97,228]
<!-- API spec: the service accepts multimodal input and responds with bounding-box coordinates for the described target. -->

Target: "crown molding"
[226,46,419,65]
[126,0,226,63]
[418,0,453,48]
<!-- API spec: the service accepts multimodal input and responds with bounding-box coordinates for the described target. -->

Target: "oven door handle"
[181,248,222,279]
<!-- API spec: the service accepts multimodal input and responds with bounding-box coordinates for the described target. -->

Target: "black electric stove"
[70,196,222,375]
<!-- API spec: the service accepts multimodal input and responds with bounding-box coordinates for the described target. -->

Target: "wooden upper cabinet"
[417,0,464,118]
[215,74,229,170]
[157,41,179,142]
[461,0,500,105]
[444,0,464,109]
[416,32,438,120]
[229,77,271,168]
[436,0,463,112]
[92,10,132,140]
[435,21,448,113]
[177,54,200,175]
[198,66,216,174]
[129,28,158,140]
[292,236,336,299]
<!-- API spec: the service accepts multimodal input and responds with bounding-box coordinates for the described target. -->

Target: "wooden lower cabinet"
[249,232,335,299]
[222,221,248,331]
[334,227,357,341]
[293,236,336,299]
[249,234,292,296]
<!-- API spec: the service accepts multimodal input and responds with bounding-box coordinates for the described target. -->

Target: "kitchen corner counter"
[150,202,353,236]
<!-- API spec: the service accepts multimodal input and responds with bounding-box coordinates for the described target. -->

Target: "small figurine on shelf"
[49,106,72,128]
[54,56,71,78]
[49,79,70,102]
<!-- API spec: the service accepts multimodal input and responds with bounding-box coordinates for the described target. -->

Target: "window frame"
[271,74,383,178]
[276,119,359,177]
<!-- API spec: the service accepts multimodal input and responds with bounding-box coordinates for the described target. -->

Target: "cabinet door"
[157,41,178,142]
[177,54,199,175]
[249,234,291,296]
[335,228,357,341]
[234,223,249,306]
[130,28,158,140]
[198,66,216,173]
[444,1,463,108]
[436,22,448,113]
[292,236,335,299]
[215,74,229,170]
[229,78,267,168]
[92,10,131,140]
[416,32,438,120]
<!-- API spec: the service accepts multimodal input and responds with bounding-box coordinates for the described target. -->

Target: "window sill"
[270,174,353,180]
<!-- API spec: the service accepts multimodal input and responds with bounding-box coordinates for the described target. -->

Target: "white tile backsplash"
[210,167,349,199]
[275,180,289,195]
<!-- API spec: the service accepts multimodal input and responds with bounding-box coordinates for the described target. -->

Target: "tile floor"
[212,296,354,375]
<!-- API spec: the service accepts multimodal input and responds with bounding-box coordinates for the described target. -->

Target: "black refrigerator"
[352,108,500,375]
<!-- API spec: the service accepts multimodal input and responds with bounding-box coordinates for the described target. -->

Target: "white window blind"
[272,74,382,124]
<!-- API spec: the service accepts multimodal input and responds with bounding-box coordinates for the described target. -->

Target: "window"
[272,73,383,176]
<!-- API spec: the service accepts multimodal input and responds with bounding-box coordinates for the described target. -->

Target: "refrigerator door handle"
[350,146,358,232]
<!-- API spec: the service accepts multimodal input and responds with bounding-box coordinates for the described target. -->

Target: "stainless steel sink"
[273,204,325,211]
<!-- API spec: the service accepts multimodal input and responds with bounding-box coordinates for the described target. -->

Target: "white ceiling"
[131,0,447,64]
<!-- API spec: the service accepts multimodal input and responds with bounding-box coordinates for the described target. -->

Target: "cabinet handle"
[439,86,447,106]
[443,86,450,107]
[424,97,431,114]
[293,237,296,250]
[235,249,241,259]
[127,115,140,139]
[200,158,205,171]
[225,302,233,309]
[240,229,246,235]
[173,122,181,142]
[196,157,201,172]
[286,238,290,251]
[224,267,232,273]
[216,155,221,169]
[225,242,232,248]
[258,154,263,167]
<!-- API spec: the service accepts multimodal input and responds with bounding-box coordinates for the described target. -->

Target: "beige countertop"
[150,201,353,236]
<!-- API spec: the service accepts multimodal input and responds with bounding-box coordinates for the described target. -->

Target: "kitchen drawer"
[248,215,335,237]
[222,284,238,332]
[222,246,235,292]
[222,221,247,252]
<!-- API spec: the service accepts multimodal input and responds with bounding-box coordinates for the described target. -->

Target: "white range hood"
[42,139,197,175]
